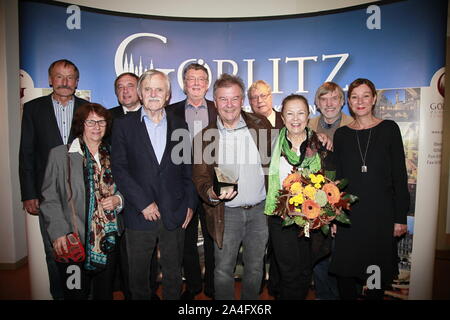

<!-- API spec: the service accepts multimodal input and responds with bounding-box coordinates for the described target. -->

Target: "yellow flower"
[303,185,317,200]
[290,182,303,194]
[310,174,325,186]
[289,193,304,206]
[314,183,322,189]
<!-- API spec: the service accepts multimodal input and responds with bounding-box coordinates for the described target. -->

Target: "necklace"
[355,128,372,173]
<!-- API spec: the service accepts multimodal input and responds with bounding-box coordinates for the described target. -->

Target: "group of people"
[19,58,409,300]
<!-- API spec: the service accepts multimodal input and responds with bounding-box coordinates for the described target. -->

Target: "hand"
[23,199,40,215]
[219,187,238,200]
[393,223,407,237]
[317,133,333,151]
[182,208,194,229]
[101,195,120,211]
[53,236,68,256]
[142,202,161,221]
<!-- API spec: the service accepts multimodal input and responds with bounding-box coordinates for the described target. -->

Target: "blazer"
[19,94,88,201]
[192,112,273,248]
[166,98,217,125]
[40,142,124,244]
[273,110,284,129]
[111,109,197,231]
[109,105,126,120]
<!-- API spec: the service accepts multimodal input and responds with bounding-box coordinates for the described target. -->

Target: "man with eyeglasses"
[166,63,217,300]
[19,59,89,300]
[192,74,273,300]
[248,80,283,129]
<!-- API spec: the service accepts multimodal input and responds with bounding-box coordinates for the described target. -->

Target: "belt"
[240,203,260,210]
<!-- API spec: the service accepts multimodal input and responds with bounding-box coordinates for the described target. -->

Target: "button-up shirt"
[52,96,74,145]
[217,115,266,207]
[141,108,167,164]
[185,100,209,139]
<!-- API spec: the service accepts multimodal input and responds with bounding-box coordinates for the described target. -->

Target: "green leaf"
[294,216,306,227]
[342,194,359,203]
[282,216,295,227]
[324,170,336,181]
[335,212,351,224]
[337,178,348,190]
[323,203,335,216]
[321,224,330,235]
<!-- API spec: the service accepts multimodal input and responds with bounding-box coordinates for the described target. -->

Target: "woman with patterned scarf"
[264,94,334,300]
[41,103,123,300]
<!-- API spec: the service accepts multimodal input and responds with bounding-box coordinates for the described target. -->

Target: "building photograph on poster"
[1,0,449,303]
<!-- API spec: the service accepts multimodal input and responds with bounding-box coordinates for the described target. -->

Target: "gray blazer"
[40,143,123,245]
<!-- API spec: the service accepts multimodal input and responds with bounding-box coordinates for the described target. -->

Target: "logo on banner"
[114,33,350,96]
[114,33,213,90]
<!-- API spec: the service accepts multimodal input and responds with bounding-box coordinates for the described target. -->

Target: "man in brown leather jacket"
[192,74,273,300]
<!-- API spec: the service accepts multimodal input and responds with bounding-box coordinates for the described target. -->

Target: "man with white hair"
[111,70,197,300]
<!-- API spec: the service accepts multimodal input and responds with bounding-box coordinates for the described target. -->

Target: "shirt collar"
[68,137,83,156]
[122,105,142,114]
[185,99,207,110]
[140,107,167,124]
[52,96,74,107]
[217,114,247,132]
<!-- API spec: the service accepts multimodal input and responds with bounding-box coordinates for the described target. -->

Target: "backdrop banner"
[18,0,447,299]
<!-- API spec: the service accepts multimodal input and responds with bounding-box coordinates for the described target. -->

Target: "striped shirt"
[52,97,74,145]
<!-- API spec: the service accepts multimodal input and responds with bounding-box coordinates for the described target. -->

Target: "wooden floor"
[0,263,315,300]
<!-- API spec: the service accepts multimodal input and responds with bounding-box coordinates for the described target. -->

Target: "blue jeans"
[214,202,268,300]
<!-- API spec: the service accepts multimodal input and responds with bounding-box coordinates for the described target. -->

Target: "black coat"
[19,94,88,201]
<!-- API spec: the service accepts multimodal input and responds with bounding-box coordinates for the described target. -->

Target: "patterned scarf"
[79,138,118,271]
[264,127,322,215]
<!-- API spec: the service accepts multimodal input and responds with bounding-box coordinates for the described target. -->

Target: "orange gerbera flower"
[282,172,301,190]
[302,200,321,219]
[322,183,341,204]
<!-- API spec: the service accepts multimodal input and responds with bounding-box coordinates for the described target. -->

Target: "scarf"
[80,138,119,271]
[264,127,322,215]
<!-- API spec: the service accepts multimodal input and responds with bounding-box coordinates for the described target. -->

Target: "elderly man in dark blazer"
[166,63,217,300]
[19,59,88,300]
[111,69,197,300]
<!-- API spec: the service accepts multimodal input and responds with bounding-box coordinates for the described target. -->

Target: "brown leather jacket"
[192,112,274,248]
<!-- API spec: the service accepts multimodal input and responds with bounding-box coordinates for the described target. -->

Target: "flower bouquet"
[274,168,358,237]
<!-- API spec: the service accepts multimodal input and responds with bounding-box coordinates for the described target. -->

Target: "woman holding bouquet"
[329,78,409,300]
[264,94,334,300]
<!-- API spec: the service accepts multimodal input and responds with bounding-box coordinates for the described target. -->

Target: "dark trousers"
[125,221,184,300]
[268,216,312,300]
[337,276,385,300]
[182,201,215,295]
[118,231,159,299]
[313,238,339,300]
[266,237,280,297]
[56,250,118,300]
[38,213,64,299]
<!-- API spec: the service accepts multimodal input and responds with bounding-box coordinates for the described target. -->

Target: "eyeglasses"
[185,77,208,83]
[249,93,271,101]
[217,96,242,105]
[85,120,107,127]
